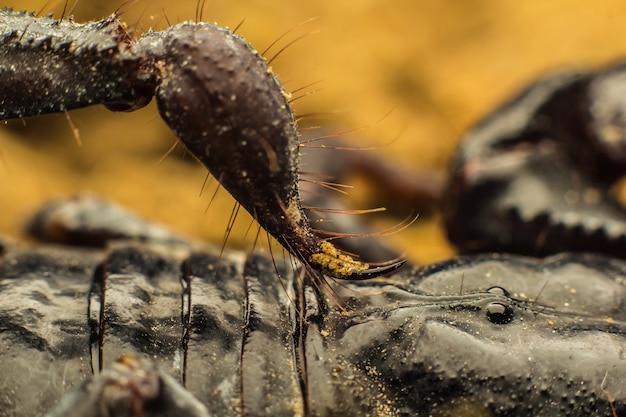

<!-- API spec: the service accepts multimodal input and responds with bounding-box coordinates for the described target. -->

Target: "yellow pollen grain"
[286,198,302,224]
[310,241,369,277]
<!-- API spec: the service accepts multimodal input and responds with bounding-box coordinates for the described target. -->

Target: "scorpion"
[0,4,626,417]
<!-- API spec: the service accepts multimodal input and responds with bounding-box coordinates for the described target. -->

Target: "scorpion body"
[0,5,626,417]
[2,223,626,416]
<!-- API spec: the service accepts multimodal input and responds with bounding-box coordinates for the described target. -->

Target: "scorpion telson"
[0,8,404,281]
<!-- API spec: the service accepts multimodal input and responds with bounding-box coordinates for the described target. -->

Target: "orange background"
[3,0,626,264]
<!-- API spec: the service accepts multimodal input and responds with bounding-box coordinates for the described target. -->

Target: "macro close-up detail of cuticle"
[2,1,626,416]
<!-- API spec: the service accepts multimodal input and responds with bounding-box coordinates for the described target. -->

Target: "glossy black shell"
[1,237,624,416]
[1,6,626,417]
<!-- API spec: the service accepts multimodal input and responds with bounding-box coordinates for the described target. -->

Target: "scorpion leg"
[27,193,196,248]
[46,355,211,417]
[445,65,626,258]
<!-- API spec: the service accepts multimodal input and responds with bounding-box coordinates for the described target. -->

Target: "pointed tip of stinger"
[339,259,407,280]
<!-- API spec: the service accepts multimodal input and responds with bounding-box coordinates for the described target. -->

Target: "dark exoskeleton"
[1,7,626,417]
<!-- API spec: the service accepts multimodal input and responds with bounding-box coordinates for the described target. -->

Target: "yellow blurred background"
[3,0,626,264]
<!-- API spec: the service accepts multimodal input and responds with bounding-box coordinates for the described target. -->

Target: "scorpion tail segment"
[150,22,401,280]
[0,9,155,120]
[149,23,324,259]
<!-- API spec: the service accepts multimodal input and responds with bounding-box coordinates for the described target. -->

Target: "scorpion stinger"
[143,22,405,280]
[0,9,404,281]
